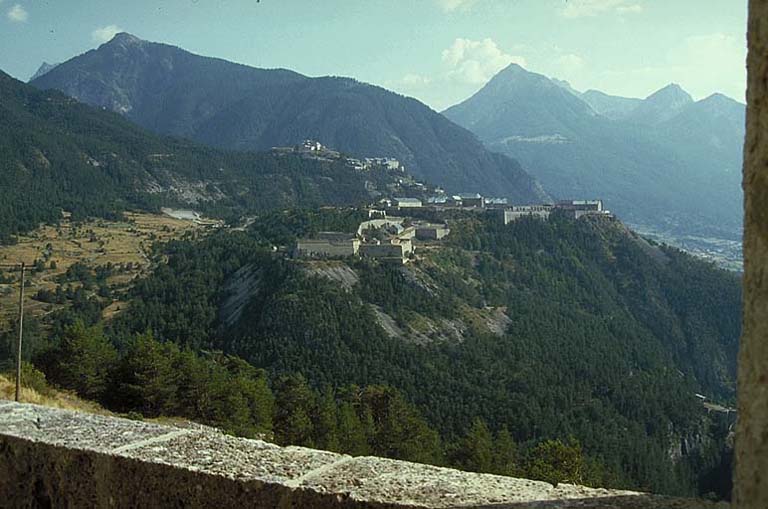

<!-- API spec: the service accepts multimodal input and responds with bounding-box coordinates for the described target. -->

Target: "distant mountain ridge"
[444,64,745,245]
[579,89,642,119]
[28,62,58,81]
[626,83,694,125]
[0,70,406,241]
[31,33,547,204]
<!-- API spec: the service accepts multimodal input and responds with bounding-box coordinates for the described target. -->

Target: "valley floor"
[628,224,743,272]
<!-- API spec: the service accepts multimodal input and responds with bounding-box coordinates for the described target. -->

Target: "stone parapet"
[0,402,727,508]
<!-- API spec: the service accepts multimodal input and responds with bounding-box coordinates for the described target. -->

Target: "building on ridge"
[295,232,360,258]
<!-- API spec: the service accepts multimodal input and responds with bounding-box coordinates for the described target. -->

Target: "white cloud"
[91,24,123,44]
[560,0,643,18]
[435,0,478,12]
[442,38,526,84]
[7,3,28,22]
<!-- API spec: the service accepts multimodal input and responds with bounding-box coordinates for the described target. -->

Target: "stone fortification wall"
[0,402,726,508]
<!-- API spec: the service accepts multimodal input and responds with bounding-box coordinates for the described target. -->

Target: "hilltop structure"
[295,214,448,264]
[272,140,406,174]
[294,232,360,258]
[494,200,609,224]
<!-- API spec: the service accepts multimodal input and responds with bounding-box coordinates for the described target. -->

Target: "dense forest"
[0,71,397,243]
[0,209,739,499]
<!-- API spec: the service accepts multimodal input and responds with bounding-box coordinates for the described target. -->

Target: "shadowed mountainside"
[31,33,547,203]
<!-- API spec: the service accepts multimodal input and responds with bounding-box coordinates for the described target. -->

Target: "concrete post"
[735,0,768,507]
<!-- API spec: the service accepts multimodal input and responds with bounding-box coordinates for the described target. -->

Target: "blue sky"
[0,0,748,110]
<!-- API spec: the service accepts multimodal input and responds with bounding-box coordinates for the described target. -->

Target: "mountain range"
[444,64,745,246]
[30,33,546,204]
[0,33,743,499]
[0,70,403,241]
[23,33,745,260]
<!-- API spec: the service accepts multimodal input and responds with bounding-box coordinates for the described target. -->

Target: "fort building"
[294,232,360,258]
[414,223,451,240]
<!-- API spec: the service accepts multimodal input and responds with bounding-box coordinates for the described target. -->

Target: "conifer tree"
[453,417,494,473]
[313,387,340,452]
[51,321,117,401]
[114,332,179,416]
[492,425,519,476]
[273,373,315,447]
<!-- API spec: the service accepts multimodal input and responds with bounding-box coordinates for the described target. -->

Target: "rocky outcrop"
[220,265,263,327]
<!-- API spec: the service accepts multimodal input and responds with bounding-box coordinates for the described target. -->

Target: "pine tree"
[223,356,274,435]
[524,438,589,486]
[337,401,372,456]
[492,426,518,476]
[453,417,494,473]
[52,321,116,401]
[361,385,443,465]
[273,373,315,447]
[313,387,340,452]
[114,332,179,416]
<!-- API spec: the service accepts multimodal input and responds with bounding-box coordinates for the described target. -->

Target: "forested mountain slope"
[31,33,546,203]
[0,71,397,242]
[17,208,737,498]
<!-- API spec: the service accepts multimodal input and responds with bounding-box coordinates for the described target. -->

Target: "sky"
[0,0,748,111]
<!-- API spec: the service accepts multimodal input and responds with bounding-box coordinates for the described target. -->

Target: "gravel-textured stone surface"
[0,400,174,451]
[120,430,343,483]
[0,402,729,508]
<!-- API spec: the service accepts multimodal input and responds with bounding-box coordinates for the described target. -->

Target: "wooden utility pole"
[15,262,25,402]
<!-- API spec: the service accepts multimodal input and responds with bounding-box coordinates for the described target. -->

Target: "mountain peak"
[499,62,527,74]
[625,83,694,125]
[105,32,144,47]
[28,62,58,82]
[700,92,742,106]
[28,34,546,204]
[645,83,693,105]
[484,63,553,91]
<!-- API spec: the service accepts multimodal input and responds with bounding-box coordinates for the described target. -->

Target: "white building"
[300,140,324,152]
[393,197,422,208]
[498,205,553,224]
[295,232,360,258]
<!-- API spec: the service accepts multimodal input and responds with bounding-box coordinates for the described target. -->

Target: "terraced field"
[0,212,205,329]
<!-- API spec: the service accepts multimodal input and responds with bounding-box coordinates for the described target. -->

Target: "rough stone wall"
[735,1,768,507]
[296,239,359,258]
[359,243,407,262]
[0,402,725,509]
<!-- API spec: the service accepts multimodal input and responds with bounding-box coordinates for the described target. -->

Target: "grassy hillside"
[0,212,205,329]
[0,372,108,414]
